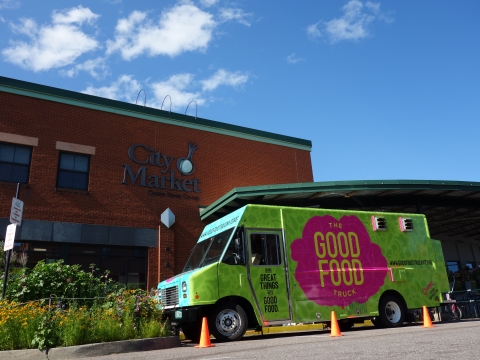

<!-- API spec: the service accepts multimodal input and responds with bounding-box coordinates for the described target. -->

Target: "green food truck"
[157,205,450,342]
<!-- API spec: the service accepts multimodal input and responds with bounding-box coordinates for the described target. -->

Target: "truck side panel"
[280,207,444,323]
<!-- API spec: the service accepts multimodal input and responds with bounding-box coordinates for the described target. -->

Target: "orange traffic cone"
[422,306,435,328]
[195,317,215,348]
[330,311,344,337]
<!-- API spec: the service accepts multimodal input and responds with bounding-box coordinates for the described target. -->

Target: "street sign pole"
[2,183,20,299]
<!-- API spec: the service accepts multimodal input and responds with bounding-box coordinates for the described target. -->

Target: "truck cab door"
[247,230,291,324]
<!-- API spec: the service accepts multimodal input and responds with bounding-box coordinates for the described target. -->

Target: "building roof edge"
[0,76,312,151]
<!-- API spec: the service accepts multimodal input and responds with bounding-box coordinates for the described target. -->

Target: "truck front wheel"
[209,302,248,342]
[379,295,405,328]
[181,322,202,343]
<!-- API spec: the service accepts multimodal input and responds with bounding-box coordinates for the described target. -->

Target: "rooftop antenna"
[185,100,197,119]
[161,95,172,112]
[135,89,146,107]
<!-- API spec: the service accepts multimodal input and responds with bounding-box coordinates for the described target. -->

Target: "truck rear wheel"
[379,295,405,328]
[209,302,248,342]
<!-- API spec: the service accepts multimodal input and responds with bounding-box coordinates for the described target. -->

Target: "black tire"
[379,295,405,328]
[208,302,248,342]
[371,316,383,328]
[338,320,353,332]
[181,322,202,343]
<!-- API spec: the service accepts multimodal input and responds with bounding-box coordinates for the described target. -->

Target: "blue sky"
[1,0,479,183]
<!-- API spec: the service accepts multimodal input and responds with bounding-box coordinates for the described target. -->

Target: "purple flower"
[67,278,71,283]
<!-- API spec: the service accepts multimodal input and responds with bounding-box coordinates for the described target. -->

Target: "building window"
[0,142,32,183]
[446,261,460,273]
[57,152,90,190]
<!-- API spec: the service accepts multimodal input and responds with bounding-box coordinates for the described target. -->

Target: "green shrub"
[5,260,122,303]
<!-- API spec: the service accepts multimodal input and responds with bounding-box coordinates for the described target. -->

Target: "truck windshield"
[182,228,234,272]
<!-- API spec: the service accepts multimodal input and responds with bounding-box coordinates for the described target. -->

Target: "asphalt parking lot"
[82,319,480,360]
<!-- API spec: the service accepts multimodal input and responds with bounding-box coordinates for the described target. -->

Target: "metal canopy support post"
[1,183,20,299]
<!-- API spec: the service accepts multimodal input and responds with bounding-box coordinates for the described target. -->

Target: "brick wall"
[0,91,313,288]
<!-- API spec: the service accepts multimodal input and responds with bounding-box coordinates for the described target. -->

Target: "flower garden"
[0,254,169,351]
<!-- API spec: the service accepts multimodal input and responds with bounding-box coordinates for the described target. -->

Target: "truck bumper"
[163,306,202,329]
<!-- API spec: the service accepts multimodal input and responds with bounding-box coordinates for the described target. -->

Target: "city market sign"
[122,143,200,193]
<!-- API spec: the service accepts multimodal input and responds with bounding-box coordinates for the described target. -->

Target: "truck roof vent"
[372,216,387,231]
[399,217,414,232]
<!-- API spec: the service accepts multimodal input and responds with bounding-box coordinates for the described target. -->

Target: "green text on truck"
[158,205,450,341]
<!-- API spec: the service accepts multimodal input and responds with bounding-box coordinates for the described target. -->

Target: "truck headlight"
[182,281,187,292]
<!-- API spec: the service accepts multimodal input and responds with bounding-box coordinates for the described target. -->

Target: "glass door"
[247,230,291,323]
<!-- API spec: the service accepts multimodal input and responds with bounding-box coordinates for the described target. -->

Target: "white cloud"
[201,69,248,91]
[0,0,21,10]
[306,22,322,38]
[2,6,100,71]
[286,53,304,64]
[61,57,108,79]
[82,74,142,103]
[307,0,392,43]
[365,1,380,13]
[82,73,203,111]
[366,1,394,23]
[106,3,216,60]
[218,8,252,26]
[200,0,219,7]
[82,69,250,112]
[51,7,99,25]
[150,73,205,111]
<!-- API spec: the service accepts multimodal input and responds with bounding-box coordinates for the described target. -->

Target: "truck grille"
[161,286,179,308]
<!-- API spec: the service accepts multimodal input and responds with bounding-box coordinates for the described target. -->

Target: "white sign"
[10,197,24,226]
[4,224,16,251]
[161,208,175,228]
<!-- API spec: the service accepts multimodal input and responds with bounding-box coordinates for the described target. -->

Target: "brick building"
[0,76,313,290]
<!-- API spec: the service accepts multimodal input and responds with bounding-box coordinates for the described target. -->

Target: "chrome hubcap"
[216,309,241,336]
[385,301,401,323]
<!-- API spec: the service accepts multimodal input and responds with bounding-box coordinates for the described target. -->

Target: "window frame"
[56,151,91,191]
[0,142,32,184]
[249,232,283,267]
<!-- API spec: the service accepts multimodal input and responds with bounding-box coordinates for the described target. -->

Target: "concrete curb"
[0,336,180,360]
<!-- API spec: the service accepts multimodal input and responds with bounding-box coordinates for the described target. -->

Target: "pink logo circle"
[291,215,387,306]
